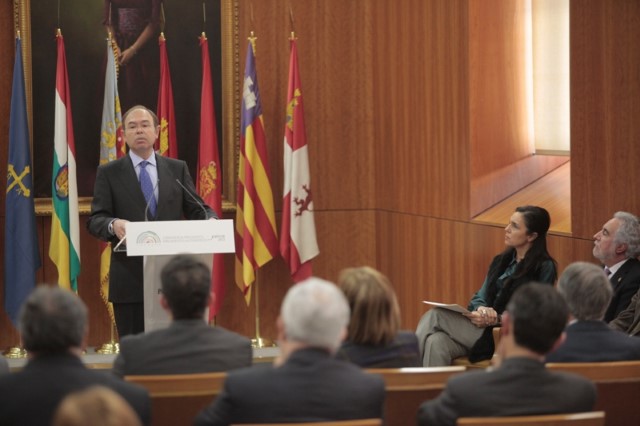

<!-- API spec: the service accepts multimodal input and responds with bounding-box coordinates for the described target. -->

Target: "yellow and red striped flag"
[280,37,319,282]
[156,33,178,158]
[98,36,125,322]
[50,30,81,291]
[234,39,278,304]
[197,33,225,320]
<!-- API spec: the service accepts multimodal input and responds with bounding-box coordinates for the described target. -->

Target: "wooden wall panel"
[571,0,640,238]
[470,0,532,179]
[373,0,471,220]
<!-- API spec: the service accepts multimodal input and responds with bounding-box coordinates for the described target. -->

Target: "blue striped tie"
[139,160,156,218]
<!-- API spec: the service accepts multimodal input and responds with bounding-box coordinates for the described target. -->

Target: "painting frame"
[13,0,240,215]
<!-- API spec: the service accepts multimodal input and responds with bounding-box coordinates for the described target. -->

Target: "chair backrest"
[233,420,382,426]
[457,411,605,426]
[546,361,640,426]
[125,372,226,426]
[367,366,466,425]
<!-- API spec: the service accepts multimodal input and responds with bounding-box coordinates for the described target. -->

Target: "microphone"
[174,178,211,220]
[144,178,160,222]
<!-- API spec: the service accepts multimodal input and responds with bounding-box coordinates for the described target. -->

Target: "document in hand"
[422,300,470,314]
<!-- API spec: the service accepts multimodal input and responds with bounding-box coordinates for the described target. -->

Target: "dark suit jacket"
[417,357,596,426]
[336,330,421,368]
[610,286,640,336]
[0,354,150,426]
[194,348,385,426]
[87,154,216,303]
[545,320,640,362]
[604,258,640,322]
[112,320,252,376]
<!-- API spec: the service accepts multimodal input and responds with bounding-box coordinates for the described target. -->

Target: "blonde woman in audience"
[336,266,421,367]
[53,385,141,426]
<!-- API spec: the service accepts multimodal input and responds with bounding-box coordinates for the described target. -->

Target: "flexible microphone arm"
[174,178,211,220]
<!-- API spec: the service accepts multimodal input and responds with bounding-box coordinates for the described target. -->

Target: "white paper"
[422,300,470,314]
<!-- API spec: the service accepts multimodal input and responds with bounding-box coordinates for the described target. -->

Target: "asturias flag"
[234,40,278,304]
[156,33,178,158]
[197,33,225,321]
[5,36,41,325]
[280,38,319,282]
[50,30,81,291]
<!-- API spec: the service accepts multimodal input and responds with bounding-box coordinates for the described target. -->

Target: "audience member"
[592,211,640,322]
[609,287,640,336]
[546,262,640,362]
[112,255,252,376]
[52,385,142,426]
[416,205,557,366]
[194,277,385,425]
[0,286,150,426]
[335,266,420,367]
[417,285,596,426]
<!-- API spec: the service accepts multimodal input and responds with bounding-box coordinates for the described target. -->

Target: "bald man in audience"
[592,211,640,322]
[194,277,385,426]
[546,262,640,362]
[417,284,595,426]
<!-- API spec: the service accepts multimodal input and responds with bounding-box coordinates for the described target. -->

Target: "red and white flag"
[280,38,319,282]
[197,33,225,321]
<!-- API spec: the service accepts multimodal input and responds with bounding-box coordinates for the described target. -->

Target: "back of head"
[506,284,568,355]
[19,286,87,355]
[613,211,640,258]
[338,266,400,346]
[52,385,141,426]
[161,255,211,319]
[281,277,350,352]
[558,261,612,321]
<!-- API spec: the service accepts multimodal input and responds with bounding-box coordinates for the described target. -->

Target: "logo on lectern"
[136,231,161,244]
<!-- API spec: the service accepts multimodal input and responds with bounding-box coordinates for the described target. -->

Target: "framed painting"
[13,0,240,214]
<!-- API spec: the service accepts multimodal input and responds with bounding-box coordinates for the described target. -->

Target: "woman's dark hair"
[485,205,557,307]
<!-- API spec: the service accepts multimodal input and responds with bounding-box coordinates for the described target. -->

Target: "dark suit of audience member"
[417,285,596,426]
[610,287,640,336]
[113,255,252,376]
[592,212,640,322]
[335,266,420,368]
[194,278,385,426]
[0,356,8,375]
[87,106,216,337]
[546,262,640,362]
[0,287,150,426]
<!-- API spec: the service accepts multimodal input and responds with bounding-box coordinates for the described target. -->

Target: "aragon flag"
[280,37,319,282]
[50,30,81,291]
[197,33,225,321]
[156,33,178,158]
[5,35,41,326]
[98,36,125,323]
[234,39,278,305]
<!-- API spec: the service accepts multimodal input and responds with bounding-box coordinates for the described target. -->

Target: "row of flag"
[4,29,319,328]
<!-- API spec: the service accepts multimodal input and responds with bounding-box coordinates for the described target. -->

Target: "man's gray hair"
[613,211,640,258]
[19,286,88,354]
[557,261,612,321]
[280,277,350,352]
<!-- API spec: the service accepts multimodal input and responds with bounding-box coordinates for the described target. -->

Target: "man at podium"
[87,105,217,337]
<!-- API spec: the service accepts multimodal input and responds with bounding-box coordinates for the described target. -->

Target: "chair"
[457,411,605,425]
[125,372,226,426]
[452,327,501,368]
[546,361,640,426]
[233,420,382,426]
[367,366,466,425]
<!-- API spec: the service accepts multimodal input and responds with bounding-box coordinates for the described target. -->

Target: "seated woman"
[336,266,421,368]
[416,205,558,366]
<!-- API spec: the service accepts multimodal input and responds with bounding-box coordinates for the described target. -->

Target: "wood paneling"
[571,0,640,238]
[373,0,470,220]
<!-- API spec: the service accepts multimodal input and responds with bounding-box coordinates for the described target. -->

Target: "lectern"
[125,219,235,331]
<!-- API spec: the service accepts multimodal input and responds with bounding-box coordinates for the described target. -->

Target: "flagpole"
[96,321,119,354]
[3,345,26,359]
[251,272,275,348]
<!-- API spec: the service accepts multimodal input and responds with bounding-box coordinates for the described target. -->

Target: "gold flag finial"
[160,32,166,42]
[56,28,62,38]
[249,31,257,54]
